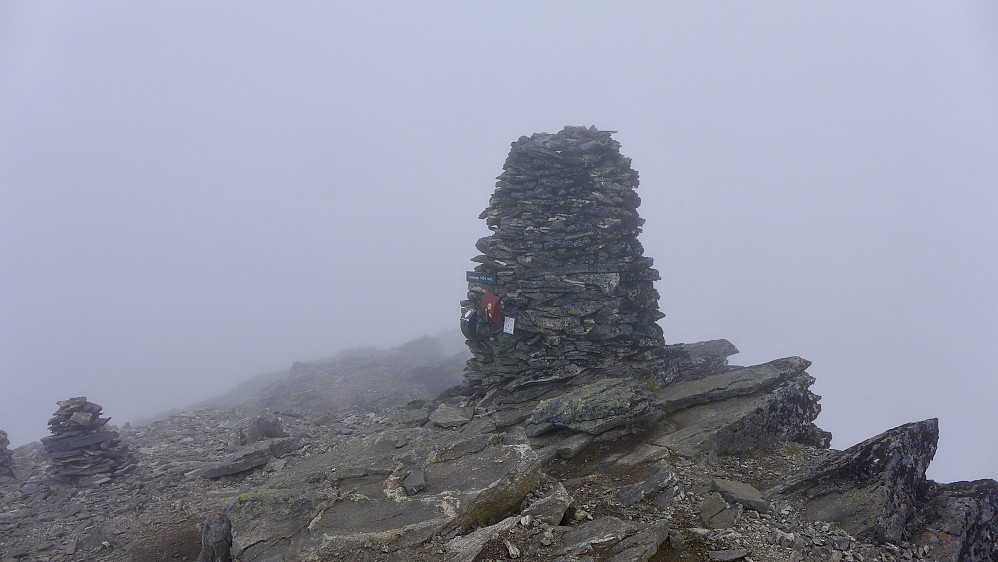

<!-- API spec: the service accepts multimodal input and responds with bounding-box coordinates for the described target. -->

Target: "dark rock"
[905,478,998,561]
[524,378,656,437]
[429,404,474,428]
[0,430,13,478]
[445,516,520,562]
[768,419,939,544]
[403,469,426,495]
[522,481,573,524]
[201,445,272,479]
[605,518,670,562]
[653,358,830,455]
[387,407,431,427]
[660,339,740,383]
[196,513,232,562]
[238,414,286,445]
[700,493,728,525]
[560,516,638,557]
[711,478,770,513]
[618,466,678,507]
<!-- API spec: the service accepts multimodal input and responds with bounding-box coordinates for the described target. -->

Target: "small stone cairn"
[0,429,13,478]
[41,397,131,484]
[464,126,665,400]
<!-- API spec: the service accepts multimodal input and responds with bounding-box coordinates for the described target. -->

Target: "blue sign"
[466,271,498,285]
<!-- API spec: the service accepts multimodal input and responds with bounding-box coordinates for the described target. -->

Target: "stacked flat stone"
[42,397,130,484]
[463,126,665,399]
[0,430,13,478]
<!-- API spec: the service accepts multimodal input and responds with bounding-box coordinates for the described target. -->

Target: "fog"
[1,3,995,483]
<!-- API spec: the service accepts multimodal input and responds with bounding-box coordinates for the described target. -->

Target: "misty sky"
[1,3,995,483]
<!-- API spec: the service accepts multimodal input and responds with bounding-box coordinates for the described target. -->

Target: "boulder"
[429,404,474,429]
[522,481,574,524]
[653,358,831,455]
[200,444,272,479]
[700,492,742,529]
[617,466,678,507]
[605,518,670,562]
[711,478,769,513]
[905,478,998,561]
[0,430,13,479]
[195,513,232,562]
[659,339,740,383]
[387,407,431,427]
[524,378,656,437]
[238,414,286,445]
[768,419,939,544]
[444,515,520,562]
[559,516,638,558]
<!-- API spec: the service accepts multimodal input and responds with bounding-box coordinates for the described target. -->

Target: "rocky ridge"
[1,337,995,561]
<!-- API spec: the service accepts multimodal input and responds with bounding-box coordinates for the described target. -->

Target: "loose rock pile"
[41,397,131,484]
[464,126,665,398]
[0,430,13,478]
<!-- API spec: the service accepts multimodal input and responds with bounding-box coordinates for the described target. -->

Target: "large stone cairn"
[41,397,130,484]
[0,429,13,478]
[463,126,665,400]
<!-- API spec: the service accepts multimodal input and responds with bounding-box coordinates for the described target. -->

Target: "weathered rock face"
[769,419,939,544]
[40,398,132,485]
[221,429,541,561]
[653,356,831,455]
[524,377,657,437]
[0,430,13,479]
[907,478,998,562]
[660,339,740,384]
[463,126,665,398]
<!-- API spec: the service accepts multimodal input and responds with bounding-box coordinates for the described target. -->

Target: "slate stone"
[700,493,728,522]
[444,515,519,562]
[522,481,573,524]
[617,466,678,507]
[429,404,474,428]
[711,478,770,513]
[403,469,426,496]
[201,445,271,479]
[605,518,670,562]
[0,430,13,478]
[906,478,998,561]
[653,358,830,455]
[196,513,232,562]
[560,516,638,557]
[524,378,656,437]
[239,414,286,444]
[387,407,431,427]
[769,419,939,544]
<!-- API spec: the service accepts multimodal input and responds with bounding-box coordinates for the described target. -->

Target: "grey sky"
[1,3,995,482]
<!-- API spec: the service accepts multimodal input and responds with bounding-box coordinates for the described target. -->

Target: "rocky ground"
[1,338,995,562]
